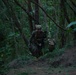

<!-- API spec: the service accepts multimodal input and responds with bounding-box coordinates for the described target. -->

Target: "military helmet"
[35,25,42,29]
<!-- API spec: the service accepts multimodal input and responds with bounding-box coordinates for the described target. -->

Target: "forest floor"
[6,47,76,75]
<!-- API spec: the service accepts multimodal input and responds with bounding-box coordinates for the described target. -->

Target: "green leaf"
[67,28,73,32]
[66,21,76,28]
[8,32,15,37]
[73,28,76,31]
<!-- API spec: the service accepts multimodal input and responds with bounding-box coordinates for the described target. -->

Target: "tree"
[34,0,40,25]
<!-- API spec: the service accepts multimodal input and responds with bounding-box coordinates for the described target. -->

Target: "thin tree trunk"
[66,1,76,15]
[14,0,36,21]
[34,0,39,25]
[2,0,28,46]
[70,0,76,8]
[62,0,71,24]
[12,19,19,59]
[27,0,33,32]
[30,0,66,31]
[59,0,66,48]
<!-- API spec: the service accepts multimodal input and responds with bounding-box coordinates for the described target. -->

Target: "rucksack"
[34,30,44,43]
[35,30,44,38]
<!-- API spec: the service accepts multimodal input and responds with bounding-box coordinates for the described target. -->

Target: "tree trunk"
[27,0,33,32]
[2,0,28,46]
[34,0,39,25]
[59,0,66,48]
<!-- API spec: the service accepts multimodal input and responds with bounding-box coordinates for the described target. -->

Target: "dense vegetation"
[0,0,76,75]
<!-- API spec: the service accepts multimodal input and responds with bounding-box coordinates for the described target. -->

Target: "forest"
[0,0,76,75]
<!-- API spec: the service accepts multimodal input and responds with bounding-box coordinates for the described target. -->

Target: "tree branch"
[27,0,33,32]
[70,0,76,8]
[14,0,36,22]
[29,0,66,31]
[2,0,28,46]
[62,0,71,23]
[66,0,76,15]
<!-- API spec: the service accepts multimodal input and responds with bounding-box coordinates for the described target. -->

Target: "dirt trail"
[7,61,76,75]
[7,47,76,75]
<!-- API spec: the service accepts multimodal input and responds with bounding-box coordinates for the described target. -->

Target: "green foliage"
[66,21,76,32]
[18,72,28,75]
[73,28,76,31]
[41,47,65,59]
[0,0,76,74]
[66,21,76,28]
[7,32,20,40]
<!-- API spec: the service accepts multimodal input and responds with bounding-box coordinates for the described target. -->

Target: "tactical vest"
[34,30,44,43]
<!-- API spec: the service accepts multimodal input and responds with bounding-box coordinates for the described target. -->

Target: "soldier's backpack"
[34,30,44,43]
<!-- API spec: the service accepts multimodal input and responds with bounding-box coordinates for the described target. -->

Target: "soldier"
[48,38,55,52]
[29,25,47,58]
